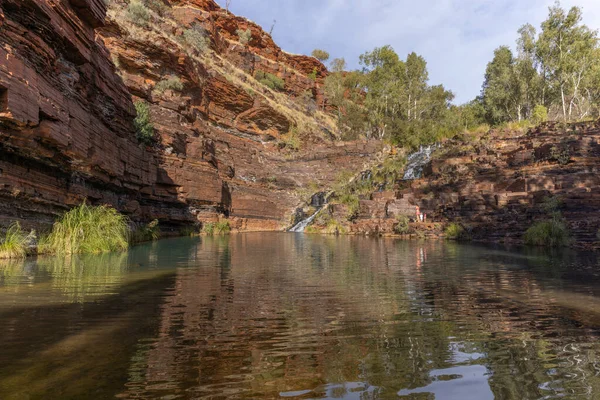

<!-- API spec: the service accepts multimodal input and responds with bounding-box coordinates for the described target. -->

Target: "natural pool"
[1,233,600,399]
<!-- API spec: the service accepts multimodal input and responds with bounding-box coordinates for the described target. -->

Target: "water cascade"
[289,192,329,233]
[402,145,437,180]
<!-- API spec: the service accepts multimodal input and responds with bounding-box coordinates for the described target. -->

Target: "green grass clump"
[40,203,129,255]
[280,127,301,151]
[256,71,285,91]
[202,221,231,235]
[134,101,155,145]
[0,222,30,259]
[130,219,161,244]
[445,223,465,240]
[153,76,183,95]
[126,0,150,26]
[524,218,570,247]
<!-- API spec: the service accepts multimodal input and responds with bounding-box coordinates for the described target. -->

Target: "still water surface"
[2,234,600,399]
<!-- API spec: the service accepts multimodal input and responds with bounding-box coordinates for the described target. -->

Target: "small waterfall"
[290,192,329,233]
[402,145,437,180]
[289,207,325,232]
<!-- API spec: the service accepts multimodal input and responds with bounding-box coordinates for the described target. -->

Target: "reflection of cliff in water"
[116,236,600,399]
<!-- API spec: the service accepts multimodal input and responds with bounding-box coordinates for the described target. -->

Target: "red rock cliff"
[0,0,381,231]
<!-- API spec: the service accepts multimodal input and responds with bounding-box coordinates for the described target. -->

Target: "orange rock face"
[0,0,380,231]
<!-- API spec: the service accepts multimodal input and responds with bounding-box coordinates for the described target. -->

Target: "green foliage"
[255,71,285,91]
[479,4,600,124]
[307,68,318,81]
[130,219,160,244]
[202,221,231,235]
[551,144,570,165]
[311,49,330,62]
[394,215,410,235]
[40,203,129,255]
[280,126,301,151]
[134,101,155,145]
[373,154,407,188]
[236,28,252,45]
[445,223,466,240]
[126,0,151,27]
[531,105,548,125]
[153,76,183,95]
[0,222,30,259]
[324,218,347,235]
[524,217,570,247]
[183,26,210,53]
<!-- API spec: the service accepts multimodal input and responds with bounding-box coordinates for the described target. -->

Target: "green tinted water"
[1,234,600,399]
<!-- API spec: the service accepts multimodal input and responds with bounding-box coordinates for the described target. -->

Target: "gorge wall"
[332,122,600,248]
[0,0,381,232]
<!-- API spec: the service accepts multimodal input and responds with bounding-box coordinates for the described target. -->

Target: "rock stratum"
[0,0,381,232]
[334,122,600,248]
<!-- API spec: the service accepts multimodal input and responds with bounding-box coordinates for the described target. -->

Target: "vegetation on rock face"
[126,0,151,26]
[445,223,466,240]
[311,49,330,62]
[183,26,210,54]
[0,223,31,259]
[394,215,410,235]
[236,28,252,45]
[40,203,129,255]
[153,76,183,95]
[255,71,285,91]
[524,218,570,247]
[134,101,155,145]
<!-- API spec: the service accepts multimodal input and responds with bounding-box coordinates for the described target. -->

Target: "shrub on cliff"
[394,215,411,235]
[236,28,252,45]
[40,203,129,255]
[183,26,209,54]
[0,223,31,259]
[255,71,285,91]
[153,76,183,95]
[524,217,570,247]
[311,49,330,62]
[126,0,150,27]
[134,101,155,145]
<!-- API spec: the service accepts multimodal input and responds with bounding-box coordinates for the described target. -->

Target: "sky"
[216,0,600,104]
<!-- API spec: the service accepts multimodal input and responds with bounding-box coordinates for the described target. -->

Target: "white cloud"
[220,0,600,103]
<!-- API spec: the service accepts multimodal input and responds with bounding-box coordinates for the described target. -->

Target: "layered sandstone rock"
[0,0,381,232]
[343,122,600,247]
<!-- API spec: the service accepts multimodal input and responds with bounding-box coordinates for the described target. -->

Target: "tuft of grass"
[134,101,155,145]
[40,203,129,255]
[126,0,151,27]
[153,76,183,95]
[0,222,30,259]
[202,220,231,235]
[130,219,161,244]
[445,223,466,240]
[324,218,347,235]
[524,218,570,247]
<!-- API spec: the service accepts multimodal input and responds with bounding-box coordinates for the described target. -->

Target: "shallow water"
[2,234,600,399]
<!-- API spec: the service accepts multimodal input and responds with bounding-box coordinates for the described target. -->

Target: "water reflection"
[1,235,600,398]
